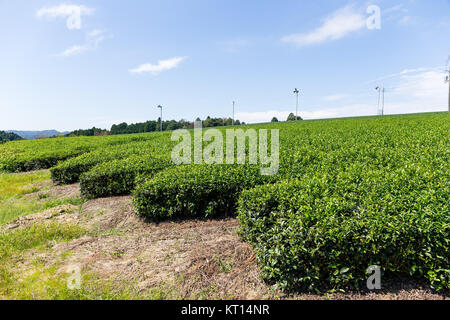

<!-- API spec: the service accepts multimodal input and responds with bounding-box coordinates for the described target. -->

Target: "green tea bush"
[4,150,87,173]
[133,164,276,221]
[237,165,449,291]
[0,134,159,173]
[1,112,448,293]
[51,150,121,185]
[50,139,165,184]
[80,155,173,199]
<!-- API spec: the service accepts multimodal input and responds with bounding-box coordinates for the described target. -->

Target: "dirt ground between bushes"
[2,182,448,300]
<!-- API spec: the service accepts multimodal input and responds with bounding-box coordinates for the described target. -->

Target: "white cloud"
[323,94,349,101]
[392,70,447,100]
[60,45,88,57]
[59,29,111,57]
[382,4,413,26]
[237,69,448,123]
[351,69,447,115]
[86,29,111,46]
[87,29,103,38]
[235,106,372,123]
[235,111,291,123]
[368,66,445,84]
[129,57,188,75]
[281,6,366,47]
[37,4,94,30]
[344,70,447,116]
[384,5,405,15]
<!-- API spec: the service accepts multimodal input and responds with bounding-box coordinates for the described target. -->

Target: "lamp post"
[232,101,235,126]
[447,74,450,112]
[293,88,300,120]
[375,87,381,115]
[446,56,450,112]
[157,105,163,131]
[375,87,384,116]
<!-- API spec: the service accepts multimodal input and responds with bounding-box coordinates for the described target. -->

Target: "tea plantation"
[0,112,448,292]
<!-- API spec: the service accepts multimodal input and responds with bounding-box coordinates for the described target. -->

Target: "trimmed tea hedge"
[0,133,160,173]
[133,164,277,221]
[1,112,449,293]
[50,139,165,184]
[3,150,87,173]
[80,155,173,199]
[51,149,122,185]
[237,165,449,291]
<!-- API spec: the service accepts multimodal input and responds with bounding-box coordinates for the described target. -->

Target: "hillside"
[0,112,449,298]
[7,130,69,140]
[0,131,23,144]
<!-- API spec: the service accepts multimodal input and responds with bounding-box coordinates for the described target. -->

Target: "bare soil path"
[2,180,448,300]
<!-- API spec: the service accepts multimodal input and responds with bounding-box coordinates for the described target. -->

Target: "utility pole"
[447,56,450,112]
[232,101,235,126]
[376,87,381,115]
[293,88,300,120]
[447,72,450,112]
[375,86,385,116]
[157,105,163,131]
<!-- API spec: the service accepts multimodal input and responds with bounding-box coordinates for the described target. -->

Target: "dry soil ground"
[1,178,448,300]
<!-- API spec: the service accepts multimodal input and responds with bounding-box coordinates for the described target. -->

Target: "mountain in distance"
[7,130,70,140]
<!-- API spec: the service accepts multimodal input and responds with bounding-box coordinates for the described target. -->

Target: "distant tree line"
[111,117,246,135]
[201,116,242,128]
[287,113,303,121]
[271,114,303,122]
[0,131,23,143]
[66,114,302,137]
[67,117,246,137]
[110,119,192,135]
[66,127,109,137]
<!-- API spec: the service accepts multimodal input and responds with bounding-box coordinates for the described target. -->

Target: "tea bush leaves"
[1,112,449,292]
[133,164,276,221]
[80,155,173,199]
[237,165,449,291]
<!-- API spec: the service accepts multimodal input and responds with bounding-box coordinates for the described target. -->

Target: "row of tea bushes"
[133,164,277,221]
[80,155,173,199]
[50,138,169,184]
[237,164,449,291]
[0,134,158,173]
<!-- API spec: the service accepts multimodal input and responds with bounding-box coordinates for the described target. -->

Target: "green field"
[0,112,448,292]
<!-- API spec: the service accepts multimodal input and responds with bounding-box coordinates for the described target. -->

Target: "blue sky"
[1,0,449,131]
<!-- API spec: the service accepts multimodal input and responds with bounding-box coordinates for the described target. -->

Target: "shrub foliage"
[238,166,449,291]
[133,165,275,221]
[80,155,173,199]
[1,112,449,292]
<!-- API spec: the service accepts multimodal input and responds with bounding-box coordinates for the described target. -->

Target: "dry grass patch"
[0,172,448,300]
